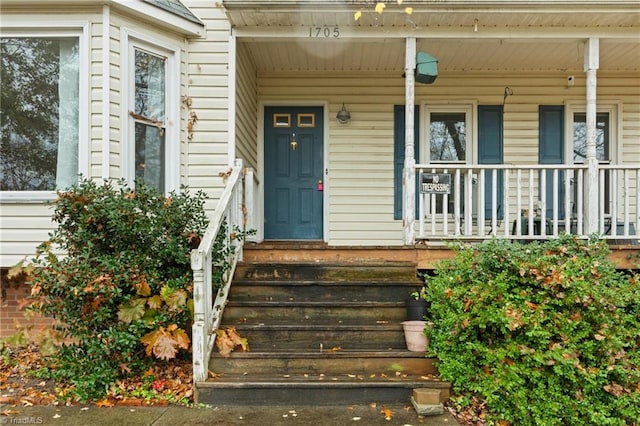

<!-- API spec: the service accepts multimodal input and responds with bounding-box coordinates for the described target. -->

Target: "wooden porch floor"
[243,241,640,270]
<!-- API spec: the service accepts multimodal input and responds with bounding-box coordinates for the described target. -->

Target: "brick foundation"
[0,269,54,340]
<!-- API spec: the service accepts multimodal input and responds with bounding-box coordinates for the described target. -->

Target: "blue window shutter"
[538,105,565,218]
[478,105,504,219]
[394,105,420,220]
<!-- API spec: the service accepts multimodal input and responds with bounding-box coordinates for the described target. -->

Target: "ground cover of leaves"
[0,343,193,408]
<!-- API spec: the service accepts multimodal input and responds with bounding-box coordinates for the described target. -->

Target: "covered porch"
[218,1,640,246]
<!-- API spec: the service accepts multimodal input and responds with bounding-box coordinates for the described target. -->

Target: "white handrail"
[191,159,246,383]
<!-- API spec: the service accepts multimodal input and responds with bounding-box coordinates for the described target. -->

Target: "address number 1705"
[309,26,340,38]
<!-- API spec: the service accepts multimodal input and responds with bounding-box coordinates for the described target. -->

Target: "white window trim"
[420,101,478,165]
[564,101,621,165]
[418,101,478,216]
[0,23,89,203]
[121,28,180,193]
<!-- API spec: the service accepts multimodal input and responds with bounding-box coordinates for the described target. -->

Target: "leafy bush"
[424,235,640,425]
[28,179,209,401]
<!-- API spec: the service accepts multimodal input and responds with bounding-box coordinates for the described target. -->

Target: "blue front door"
[264,106,324,240]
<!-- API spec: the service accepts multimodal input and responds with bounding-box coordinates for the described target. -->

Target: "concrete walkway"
[0,404,458,425]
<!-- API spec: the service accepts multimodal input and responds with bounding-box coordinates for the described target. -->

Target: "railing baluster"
[623,169,630,236]
[636,169,640,237]
[490,168,497,235]
[540,170,547,236]
[464,169,472,235]
[564,170,572,234]
[478,169,485,236]
[503,169,510,237]
[454,169,461,236]
[598,169,605,234]
[442,169,449,236]
[516,169,522,236]
[552,169,558,236]
[528,169,535,236]
[611,169,618,237]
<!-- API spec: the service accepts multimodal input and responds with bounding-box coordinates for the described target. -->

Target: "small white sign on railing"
[420,173,451,194]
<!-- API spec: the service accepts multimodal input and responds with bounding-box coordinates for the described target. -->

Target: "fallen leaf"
[381,407,393,420]
[96,398,114,407]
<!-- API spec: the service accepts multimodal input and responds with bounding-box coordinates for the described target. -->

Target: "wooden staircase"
[195,245,449,406]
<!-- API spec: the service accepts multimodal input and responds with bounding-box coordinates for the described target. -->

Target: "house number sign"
[309,26,340,38]
[420,173,451,194]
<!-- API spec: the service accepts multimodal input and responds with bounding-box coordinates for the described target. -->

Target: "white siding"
[236,42,259,171]
[182,1,232,210]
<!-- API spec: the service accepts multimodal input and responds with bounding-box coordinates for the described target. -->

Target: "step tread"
[231,279,422,285]
[227,301,404,307]
[213,350,428,359]
[199,373,449,388]
[227,320,404,331]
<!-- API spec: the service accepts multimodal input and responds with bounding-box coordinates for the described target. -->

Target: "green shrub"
[424,235,640,425]
[29,179,209,401]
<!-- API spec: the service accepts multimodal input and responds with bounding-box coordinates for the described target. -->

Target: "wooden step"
[197,373,448,406]
[222,301,406,322]
[208,350,435,375]
[235,262,421,283]
[227,320,406,351]
[229,280,421,303]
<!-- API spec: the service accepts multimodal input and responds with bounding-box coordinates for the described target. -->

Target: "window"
[132,48,166,193]
[566,104,618,216]
[428,112,467,163]
[423,105,474,214]
[572,112,609,163]
[126,34,178,194]
[0,36,81,192]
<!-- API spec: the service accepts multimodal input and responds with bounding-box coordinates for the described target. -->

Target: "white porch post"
[403,37,417,245]
[584,38,599,234]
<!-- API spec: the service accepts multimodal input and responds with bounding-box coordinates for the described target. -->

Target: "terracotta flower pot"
[401,320,428,352]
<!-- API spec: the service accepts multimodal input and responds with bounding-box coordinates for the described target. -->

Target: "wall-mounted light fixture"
[503,86,513,105]
[336,103,351,124]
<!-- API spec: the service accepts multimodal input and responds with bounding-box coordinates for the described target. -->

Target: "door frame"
[257,100,329,242]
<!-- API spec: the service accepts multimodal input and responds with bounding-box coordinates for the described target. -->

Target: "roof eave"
[113,0,205,38]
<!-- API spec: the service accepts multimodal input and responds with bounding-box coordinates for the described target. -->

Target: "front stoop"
[196,253,450,406]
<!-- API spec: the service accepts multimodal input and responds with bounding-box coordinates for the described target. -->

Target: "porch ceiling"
[242,38,640,73]
[226,1,640,73]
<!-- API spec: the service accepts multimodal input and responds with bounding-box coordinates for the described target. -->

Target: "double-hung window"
[126,35,178,194]
[0,31,86,195]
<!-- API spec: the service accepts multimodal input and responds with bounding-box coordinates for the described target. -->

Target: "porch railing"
[415,163,640,243]
[191,159,249,383]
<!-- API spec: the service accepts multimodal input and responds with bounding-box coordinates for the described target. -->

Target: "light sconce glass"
[336,103,351,124]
